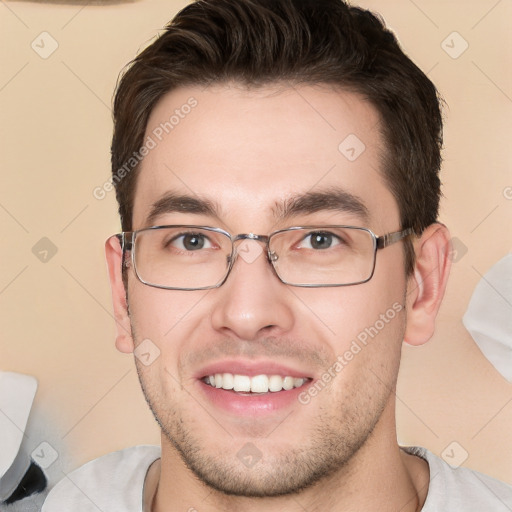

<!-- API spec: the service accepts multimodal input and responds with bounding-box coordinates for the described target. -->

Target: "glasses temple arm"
[376,228,414,249]
[115,233,134,269]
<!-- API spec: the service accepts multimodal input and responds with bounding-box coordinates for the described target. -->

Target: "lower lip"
[198,380,310,414]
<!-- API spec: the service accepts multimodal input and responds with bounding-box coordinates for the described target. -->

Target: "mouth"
[201,373,311,394]
[196,362,314,414]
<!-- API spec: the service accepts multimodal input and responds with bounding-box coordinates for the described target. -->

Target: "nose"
[210,239,295,341]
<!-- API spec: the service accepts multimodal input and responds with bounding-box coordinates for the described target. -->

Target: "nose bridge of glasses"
[230,233,275,264]
[232,233,270,244]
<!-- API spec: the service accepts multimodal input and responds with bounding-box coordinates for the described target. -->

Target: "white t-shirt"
[42,445,512,511]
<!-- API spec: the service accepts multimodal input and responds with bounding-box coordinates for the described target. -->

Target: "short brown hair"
[111,0,444,275]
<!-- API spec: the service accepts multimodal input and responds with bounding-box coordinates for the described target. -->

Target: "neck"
[147,406,429,512]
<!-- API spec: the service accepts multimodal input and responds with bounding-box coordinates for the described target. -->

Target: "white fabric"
[0,372,38,500]
[42,444,512,511]
[41,445,160,512]
[0,372,37,478]
[404,446,512,511]
[463,253,512,381]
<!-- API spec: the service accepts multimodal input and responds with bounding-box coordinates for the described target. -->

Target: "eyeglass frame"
[114,225,414,291]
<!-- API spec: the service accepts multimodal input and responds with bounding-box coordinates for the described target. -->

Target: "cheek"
[302,288,405,411]
[291,265,407,400]
[128,288,197,406]
[127,280,211,371]
[292,275,405,351]
[128,278,206,336]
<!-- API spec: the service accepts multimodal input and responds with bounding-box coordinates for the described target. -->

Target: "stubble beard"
[135,357,394,498]
[128,296,405,498]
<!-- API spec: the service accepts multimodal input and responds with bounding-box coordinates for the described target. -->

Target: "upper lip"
[195,359,314,380]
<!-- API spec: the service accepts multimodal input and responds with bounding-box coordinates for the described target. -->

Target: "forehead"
[132,83,398,230]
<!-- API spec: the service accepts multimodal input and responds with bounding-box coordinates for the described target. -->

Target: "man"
[43,0,512,510]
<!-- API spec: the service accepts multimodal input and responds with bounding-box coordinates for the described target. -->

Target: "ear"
[404,223,452,346]
[105,235,134,353]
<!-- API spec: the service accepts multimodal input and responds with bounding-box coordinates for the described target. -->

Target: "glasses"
[113,225,413,290]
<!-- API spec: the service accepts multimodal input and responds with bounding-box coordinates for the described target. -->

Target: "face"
[114,84,411,496]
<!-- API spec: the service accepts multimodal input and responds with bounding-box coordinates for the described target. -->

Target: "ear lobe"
[404,223,452,346]
[105,235,134,354]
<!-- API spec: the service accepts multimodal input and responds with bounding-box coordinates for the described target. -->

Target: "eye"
[298,231,341,250]
[171,233,213,251]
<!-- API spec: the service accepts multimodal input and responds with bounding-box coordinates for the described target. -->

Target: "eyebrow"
[273,188,369,223]
[145,187,369,227]
[145,192,221,226]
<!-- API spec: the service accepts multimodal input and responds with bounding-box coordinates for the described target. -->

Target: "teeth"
[204,373,307,393]
[250,374,269,393]
[233,375,251,392]
[282,376,294,391]
[222,372,234,390]
[269,375,284,392]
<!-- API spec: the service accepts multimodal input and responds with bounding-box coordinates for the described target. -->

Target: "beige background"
[1,0,511,488]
